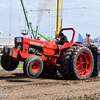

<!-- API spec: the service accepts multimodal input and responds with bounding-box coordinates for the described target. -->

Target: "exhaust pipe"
[35,26,39,39]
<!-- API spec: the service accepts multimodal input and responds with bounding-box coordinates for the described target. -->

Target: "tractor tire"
[70,47,94,80]
[24,56,43,78]
[23,56,38,76]
[1,55,19,71]
[59,46,79,79]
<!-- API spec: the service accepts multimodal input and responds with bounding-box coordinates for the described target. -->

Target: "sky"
[0,0,100,41]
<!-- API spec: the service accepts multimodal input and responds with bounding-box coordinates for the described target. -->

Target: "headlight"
[15,37,23,43]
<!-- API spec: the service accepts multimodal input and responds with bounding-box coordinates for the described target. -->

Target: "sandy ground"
[0,69,100,100]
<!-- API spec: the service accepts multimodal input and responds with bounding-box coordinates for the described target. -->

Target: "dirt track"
[0,69,100,100]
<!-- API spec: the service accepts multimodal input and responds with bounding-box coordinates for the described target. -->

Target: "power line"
[25,7,86,12]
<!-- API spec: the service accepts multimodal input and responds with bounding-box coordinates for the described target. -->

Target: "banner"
[98,35,100,42]
[78,33,86,42]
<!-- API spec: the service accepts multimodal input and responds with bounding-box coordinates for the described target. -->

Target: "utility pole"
[55,0,61,41]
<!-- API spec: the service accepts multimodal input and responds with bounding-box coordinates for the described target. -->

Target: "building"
[0,38,14,46]
[0,38,14,53]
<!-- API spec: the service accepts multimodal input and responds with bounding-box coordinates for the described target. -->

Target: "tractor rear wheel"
[70,47,94,80]
[59,46,78,79]
[1,55,19,71]
[24,56,43,78]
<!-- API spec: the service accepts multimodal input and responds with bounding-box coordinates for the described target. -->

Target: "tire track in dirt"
[0,69,100,100]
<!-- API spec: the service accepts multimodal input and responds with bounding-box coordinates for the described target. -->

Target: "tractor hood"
[15,37,57,50]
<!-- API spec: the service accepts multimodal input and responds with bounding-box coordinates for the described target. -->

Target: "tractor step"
[56,64,60,66]
[54,55,59,57]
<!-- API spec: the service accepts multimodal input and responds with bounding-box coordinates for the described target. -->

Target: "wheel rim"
[31,62,40,73]
[76,50,92,77]
[8,58,16,67]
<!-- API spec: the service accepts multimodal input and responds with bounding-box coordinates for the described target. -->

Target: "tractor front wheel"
[23,56,38,76]
[24,56,43,78]
[1,55,19,71]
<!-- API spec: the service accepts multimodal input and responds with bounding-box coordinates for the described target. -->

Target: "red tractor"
[1,28,95,80]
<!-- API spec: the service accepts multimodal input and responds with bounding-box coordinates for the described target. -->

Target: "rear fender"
[57,43,73,56]
[57,43,84,56]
